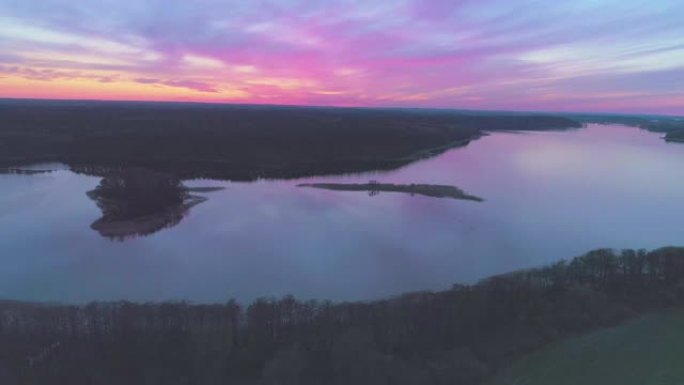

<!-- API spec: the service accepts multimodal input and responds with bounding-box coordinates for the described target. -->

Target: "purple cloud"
[0,0,682,114]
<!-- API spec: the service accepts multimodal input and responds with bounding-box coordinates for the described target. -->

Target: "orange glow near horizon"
[1,1,683,115]
[0,76,251,103]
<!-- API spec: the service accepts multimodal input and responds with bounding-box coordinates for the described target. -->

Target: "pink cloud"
[134,78,219,93]
[0,0,682,115]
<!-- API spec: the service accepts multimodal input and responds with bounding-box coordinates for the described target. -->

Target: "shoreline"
[0,101,580,180]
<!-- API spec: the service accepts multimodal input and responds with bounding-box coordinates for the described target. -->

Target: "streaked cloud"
[0,0,682,114]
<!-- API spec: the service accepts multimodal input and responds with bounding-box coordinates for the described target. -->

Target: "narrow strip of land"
[298,182,483,201]
[0,168,54,175]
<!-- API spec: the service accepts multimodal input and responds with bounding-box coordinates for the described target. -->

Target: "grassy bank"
[491,309,684,385]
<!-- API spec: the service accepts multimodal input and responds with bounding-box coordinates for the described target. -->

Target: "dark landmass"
[87,168,223,239]
[0,99,581,180]
[87,168,187,221]
[2,246,684,385]
[298,181,483,201]
[665,130,684,143]
[186,186,226,193]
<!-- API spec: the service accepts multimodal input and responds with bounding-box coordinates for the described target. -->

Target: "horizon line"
[1,96,682,119]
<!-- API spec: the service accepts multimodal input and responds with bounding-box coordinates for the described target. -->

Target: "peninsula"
[298,182,484,201]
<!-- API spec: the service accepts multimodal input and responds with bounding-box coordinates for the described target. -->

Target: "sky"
[0,0,683,115]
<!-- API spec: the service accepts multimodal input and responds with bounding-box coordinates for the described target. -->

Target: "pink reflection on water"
[2,124,684,303]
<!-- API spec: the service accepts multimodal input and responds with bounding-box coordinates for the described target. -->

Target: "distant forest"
[2,247,684,385]
[0,100,581,180]
[568,113,684,142]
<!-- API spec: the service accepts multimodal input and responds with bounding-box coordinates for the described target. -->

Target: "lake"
[1,124,683,303]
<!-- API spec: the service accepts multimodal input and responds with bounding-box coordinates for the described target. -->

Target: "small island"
[87,168,223,240]
[298,181,483,201]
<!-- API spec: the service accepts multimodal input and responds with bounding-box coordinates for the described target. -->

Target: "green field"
[491,309,684,385]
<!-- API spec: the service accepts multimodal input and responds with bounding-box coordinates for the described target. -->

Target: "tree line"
[2,247,684,384]
[0,101,581,181]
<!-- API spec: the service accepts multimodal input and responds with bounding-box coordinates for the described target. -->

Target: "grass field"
[491,309,684,385]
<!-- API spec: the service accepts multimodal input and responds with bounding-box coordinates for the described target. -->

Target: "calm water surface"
[1,124,683,303]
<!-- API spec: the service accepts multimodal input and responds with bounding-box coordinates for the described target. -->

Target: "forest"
[0,100,581,180]
[2,246,684,385]
[87,168,187,221]
[84,168,204,240]
[665,130,684,142]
